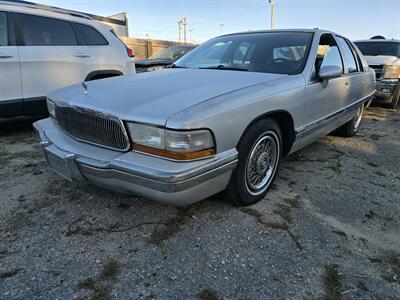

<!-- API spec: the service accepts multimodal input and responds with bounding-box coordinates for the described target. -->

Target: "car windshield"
[150,47,193,60]
[355,42,400,57]
[173,32,314,74]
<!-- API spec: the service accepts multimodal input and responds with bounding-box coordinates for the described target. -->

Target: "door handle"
[345,82,349,86]
[0,54,13,59]
[74,53,91,58]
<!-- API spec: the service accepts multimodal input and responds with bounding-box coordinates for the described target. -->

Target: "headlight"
[147,65,165,72]
[383,65,400,79]
[47,99,56,119]
[127,123,215,160]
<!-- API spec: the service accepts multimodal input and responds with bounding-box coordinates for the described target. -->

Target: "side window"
[336,36,358,73]
[0,12,8,46]
[16,13,77,46]
[74,23,108,46]
[314,34,343,79]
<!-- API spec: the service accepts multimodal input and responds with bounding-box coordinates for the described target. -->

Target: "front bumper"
[373,80,400,104]
[33,118,238,206]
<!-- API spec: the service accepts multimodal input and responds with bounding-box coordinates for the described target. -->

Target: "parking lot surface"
[0,106,399,300]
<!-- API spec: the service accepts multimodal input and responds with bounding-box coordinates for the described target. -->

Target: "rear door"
[335,36,364,106]
[0,11,22,117]
[14,13,94,114]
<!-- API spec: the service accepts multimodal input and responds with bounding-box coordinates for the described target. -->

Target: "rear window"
[74,23,108,46]
[0,12,7,46]
[16,13,77,46]
[355,41,400,57]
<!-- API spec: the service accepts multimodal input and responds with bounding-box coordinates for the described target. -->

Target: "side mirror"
[318,65,343,80]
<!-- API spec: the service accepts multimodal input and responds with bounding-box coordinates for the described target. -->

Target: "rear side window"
[74,23,108,46]
[16,13,77,46]
[336,36,358,73]
[0,12,8,46]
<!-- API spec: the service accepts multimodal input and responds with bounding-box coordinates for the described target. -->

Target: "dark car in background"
[135,45,196,73]
[355,38,400,108]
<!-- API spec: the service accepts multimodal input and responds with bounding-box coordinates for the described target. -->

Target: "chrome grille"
[370,64,384,80]
[55,106,130,151]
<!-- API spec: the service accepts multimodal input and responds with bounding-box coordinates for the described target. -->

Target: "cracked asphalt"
[0,106,399,300]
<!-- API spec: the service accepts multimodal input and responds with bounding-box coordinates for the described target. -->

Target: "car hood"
[48,69,287,126]
[364,55,400,66]
[135,59,174,67]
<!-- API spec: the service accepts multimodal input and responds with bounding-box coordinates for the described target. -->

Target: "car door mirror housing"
[318,66,343,80]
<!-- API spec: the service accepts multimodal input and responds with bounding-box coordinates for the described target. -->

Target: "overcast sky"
[34,0,400,42]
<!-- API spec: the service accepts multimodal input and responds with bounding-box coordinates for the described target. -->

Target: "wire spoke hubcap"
[245,133,278,195]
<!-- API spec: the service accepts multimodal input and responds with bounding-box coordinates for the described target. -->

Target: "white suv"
[0,0,135,118]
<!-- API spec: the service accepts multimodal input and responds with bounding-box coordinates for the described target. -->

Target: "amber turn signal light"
[132,144,215,160]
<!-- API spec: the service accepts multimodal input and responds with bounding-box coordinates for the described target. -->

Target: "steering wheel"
[273,57,297,68]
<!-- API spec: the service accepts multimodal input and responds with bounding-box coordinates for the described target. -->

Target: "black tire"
[226,118,282,206]
[335,104,364,137]
[389,87,400,109]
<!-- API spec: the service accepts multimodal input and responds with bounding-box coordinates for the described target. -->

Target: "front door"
[0,11,22,117]
[301,34,347,147]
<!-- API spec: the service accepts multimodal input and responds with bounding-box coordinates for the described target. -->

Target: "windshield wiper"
[199,65,248,72]
[168,63,187,68]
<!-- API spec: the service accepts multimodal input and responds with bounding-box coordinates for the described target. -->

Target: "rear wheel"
[335,104,364,137]
[226,118,282,206]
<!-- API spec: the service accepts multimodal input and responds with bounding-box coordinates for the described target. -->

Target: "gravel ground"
[0,106,399,300]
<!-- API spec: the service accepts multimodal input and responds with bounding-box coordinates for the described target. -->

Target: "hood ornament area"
[82,81,88,94]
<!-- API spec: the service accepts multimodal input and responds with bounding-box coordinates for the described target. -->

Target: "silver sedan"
[34,29,375,206]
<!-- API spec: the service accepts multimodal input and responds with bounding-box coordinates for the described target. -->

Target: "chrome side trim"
[295,90,375,134]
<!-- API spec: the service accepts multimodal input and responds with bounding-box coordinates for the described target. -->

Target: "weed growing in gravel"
[283,195,301,208]
[148,201,207,245]
[0,214,27,233]
[327,161,342,174]
[370,250,400,284]
[0,268,23,281]
[77,259,121,300]
[240,207,303,251]
[100,260,121,280]
[332,230,346,237]
[273,204,293,224]
[367,161,378,168]
[196,288,220,300]
[324,264,343,300]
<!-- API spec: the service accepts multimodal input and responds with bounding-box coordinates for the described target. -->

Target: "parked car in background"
[0,0,135,118]
[34,29,375,206]
[354,38,400,108]
[135,45,196,72]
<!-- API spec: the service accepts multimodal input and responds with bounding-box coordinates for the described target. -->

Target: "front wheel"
[389,87,400,109]
[226,118,282,206]
[335,104,364,137]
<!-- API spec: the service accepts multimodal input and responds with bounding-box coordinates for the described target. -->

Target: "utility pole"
[268,0,275,29]
[178,19,182,42]
[219,24,224,35]
[182,17,187,43]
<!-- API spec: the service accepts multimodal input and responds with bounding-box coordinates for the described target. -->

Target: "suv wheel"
[226,118,282,206]
[335,104,364,137]
[389,87,400,109]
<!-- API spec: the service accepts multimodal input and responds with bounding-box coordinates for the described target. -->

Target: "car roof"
[0,0,112,29]
[219,28,340,37]
[354,39,400,43]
